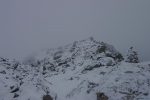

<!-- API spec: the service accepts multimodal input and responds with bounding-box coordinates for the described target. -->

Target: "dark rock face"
[43,95,53,100]
[13,93,19,98]
[96,92,108,100]
[10,87,19,93]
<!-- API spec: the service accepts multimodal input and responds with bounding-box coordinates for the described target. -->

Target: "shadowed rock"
[96,92,108,100]
[43,95,53,100]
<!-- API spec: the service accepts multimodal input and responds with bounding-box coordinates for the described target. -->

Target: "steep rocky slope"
[0,37,150,100]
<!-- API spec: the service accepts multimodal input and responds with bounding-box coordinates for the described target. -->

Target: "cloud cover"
[0,0,150,61]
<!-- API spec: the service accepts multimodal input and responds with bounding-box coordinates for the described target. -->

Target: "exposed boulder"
[96,92,109,100]
[43,95,53,100]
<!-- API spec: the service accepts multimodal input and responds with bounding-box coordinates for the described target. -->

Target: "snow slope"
[0,37,150,100]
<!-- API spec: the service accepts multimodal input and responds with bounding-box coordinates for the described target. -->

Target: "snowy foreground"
[0,38,150,100]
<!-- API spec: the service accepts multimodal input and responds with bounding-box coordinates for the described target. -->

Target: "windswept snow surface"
[0,38,150,100]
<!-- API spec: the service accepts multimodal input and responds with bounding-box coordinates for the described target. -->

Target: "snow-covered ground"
[0,38,150,100]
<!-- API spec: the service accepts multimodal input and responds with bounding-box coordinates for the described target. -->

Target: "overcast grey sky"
[0,0,150,61]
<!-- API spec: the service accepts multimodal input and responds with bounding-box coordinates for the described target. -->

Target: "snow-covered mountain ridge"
[0,37,150,100]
